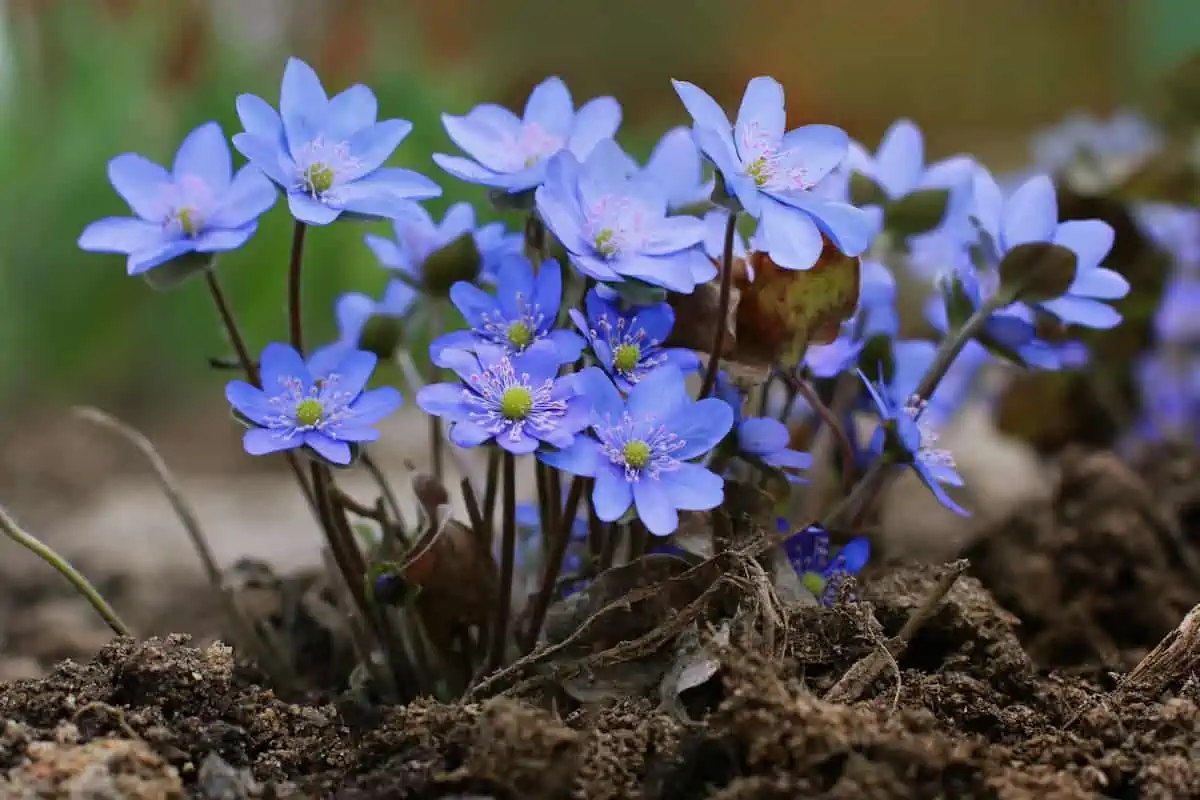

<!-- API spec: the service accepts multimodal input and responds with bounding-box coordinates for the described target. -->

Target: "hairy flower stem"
[486,452,518,673]
[286,221,309,352]
[311,463,373,626]
[427,305,446,482]
[791,376,856,496]
[820,295,1005,529]
[535,462,552,560]
[203,268,318,517]
[483,448,501,544]
[522,475,587,653]
[0,502,131,637]
[699,211,739,398]
[361,450,408,546]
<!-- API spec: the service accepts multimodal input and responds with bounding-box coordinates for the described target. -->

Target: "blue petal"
[659,462,725,512]
[288,192,341,225]
[417,382,470,420]
[364,233,407,271]
[429,330,481,365]
[835,538,871,574]
[631,303,674,344]
[348,386,403,425]
[872,119,924,198]
[326,350,377,396]
[244,428,302,456]
[1069,266,1129,300]
[225,381,273,425]
[1054,219,1115,273]
[547,329,586,363]
[758,198,823,270]
[107,153,170,219]
[449,281,499,329]
[279,58,328,155]
[734,76,786,159]
[231,133,290,186]
[627,365,689,421]
[260,342,311,394]
[1001,175,1058,249]
[496,254,536,319]
[912,463,970,516]
[535,155,591,255]
[671,80,735,161]
[323,84,378,141]
[208,167,277,229]
[1039,295,1122,329]
[576,367,625,423]
[335,292,375,344]
[613,253,695,293]
[644,215,706,256]
[126,241,195,275]
[236,94,283,141]
[737,417,789,456]
[633,478,679,535]
[193,228,255,252]
[343,119,413,181]
[533,258,564,322]
[523,76,573,138]
[78,218,164,254]
[443,111,519,172]
[450,420,493,448]
[174,122,231,188]
[539,436,601,476]
[567,96,622,158]
[336,169,442,217]
[771,194,875,258]
[671,397,735,460]
[305,432,351,465]
[593,462,633,522]
[777,125,850,189]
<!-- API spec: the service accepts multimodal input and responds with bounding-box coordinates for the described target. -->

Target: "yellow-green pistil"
[304,162,335,194]
[506,320,533,350]
[594,228,618,258]
[747,157,769,187]
[801,571,827,597]
[500,386,533,420]
[612,343,641,374]
[294,398,324,427]
[177,207,200,237]
[623,439,651,469]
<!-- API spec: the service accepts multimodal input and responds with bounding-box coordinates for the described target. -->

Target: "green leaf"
[997,242,1079,303]
[885,188,951,239]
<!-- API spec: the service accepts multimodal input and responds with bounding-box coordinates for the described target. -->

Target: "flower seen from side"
[416,341,590,455]
[672,75,875,269]
[233,57,441,225]
[79,122,276,275]
[569,288,699,392]
[433,76,621,193]
[541,366,733,536]
[322,279,416,360]
[225,343,403,466]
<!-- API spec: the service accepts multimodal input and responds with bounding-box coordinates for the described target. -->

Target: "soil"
[1,442,1199,798]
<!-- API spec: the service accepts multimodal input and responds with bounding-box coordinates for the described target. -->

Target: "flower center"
[176,207,201,236]
[514,122,563,170]
[622,439,651,469]
[294,398,324,427]
[594,229,618,258]
[506,320,533,350]
[801,571,827,596]
[500,386,533,420]
[304,162,335,194]
[747,157,770,187]
[612,343,641,373]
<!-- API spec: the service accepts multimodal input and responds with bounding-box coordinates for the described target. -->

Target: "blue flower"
[672,76,874,269]
[845,118,975,237]
[859,367,968,516]
[79,122,276,275]
[433,76,621,193]
[701,209,750,264]
[715,373,811,477]
[1031,110,1162,185]
[327,279,416,351]
[972,170,1127,328]
[365,201,521,286]
[225,343,403,465]
[542,366,733,536]
[1134,204,1200,269]
[779,521,870,607]
[416,341,590,455]
[1133,352,1200,445]
[626,126,715,211]
[431,256,584,366]
[233,57,441,225]
[569,288,699,392]
[535,140,712,292]
[1154,271,1200,344]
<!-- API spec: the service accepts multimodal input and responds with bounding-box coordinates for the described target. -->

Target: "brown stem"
[286,221,308,352]
[522,476,587,652]
[791,375,857,495]
[485,452,517,673]
[698,211,739,398]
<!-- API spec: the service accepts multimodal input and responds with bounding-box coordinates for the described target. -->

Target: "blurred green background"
[1,0,1197,425]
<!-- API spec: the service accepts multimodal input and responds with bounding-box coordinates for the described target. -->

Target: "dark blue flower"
[535,140,712,292]
[225,343,403,465]
[365,201,521,286]
[431,256,584,366]
[434,76,621,193]
[416,341,590,455]
[780,521,870,606]
[541,366,733,536]
[972,169,1127,329]
[79,122,276,275]
[233,58,441,225]
[569,288,699,392]
[672,76,875,269]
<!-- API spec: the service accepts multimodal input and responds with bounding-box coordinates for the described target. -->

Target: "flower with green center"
[621,439,651,469]
[225,342,404,466]
[176,207,201,237]
[747,156,769,187]
[568,288,699,393]
[780,521,870,607]
[417,342,591,455]
[540,366,733,536]
[233,57,442,226]
[594,228,618,258]
[500,385,534,420]
[430,256,584,368]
